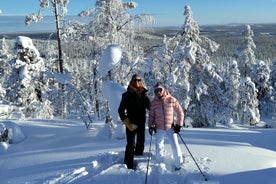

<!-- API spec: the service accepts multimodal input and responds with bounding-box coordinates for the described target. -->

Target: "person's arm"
[118,93,137,131]
[143,90,151,110]
[148,104,155,128]
[118,93,127,121]
[174,99,184,127]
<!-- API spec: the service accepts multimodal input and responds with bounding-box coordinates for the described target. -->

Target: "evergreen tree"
[252,60,272,116]
[218,59,240,124]
[234,25,256,77]
[6,36,53,118]
[238,77,260,125]
[149,5,223,127]
[170,5,221,127]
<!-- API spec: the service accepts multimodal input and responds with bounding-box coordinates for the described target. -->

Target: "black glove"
[148,125,156,135]
[173,124,181,133]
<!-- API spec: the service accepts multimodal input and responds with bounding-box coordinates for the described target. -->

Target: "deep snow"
[0,118,275,184]
[1,23,275,184]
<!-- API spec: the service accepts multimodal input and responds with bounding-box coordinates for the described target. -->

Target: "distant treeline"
[3,24,276,64]
[138,24,276,64]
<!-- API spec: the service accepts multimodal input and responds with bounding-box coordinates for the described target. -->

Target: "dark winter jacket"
[118,86,150,127]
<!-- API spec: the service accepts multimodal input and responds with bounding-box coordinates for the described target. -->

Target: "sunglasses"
[154,88,163,94]
[133,78,141,82]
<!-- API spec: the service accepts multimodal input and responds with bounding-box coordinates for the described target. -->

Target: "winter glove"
[123,118,137,131]
[148,124,156,136]
[173,124,181,133]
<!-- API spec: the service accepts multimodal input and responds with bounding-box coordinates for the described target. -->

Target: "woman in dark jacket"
[118,74,150,169]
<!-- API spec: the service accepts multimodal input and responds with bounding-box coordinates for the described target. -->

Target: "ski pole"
[145,133,153,184]
[177,132,208,181]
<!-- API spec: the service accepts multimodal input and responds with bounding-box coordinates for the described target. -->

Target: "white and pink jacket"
[148,91,184,130]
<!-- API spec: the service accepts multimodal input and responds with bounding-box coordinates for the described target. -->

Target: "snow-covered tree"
[238,77,260,125]
[63,0,153,120]
[218,59,240,124]
[234,25,256,77]
[0,38,12,88]
[149,35,181,90]
[26,0,70,118]
[269,59,276,117]
[80,0,153,82]
[150,5,221,127]
[6,36,53,118]
[252,60,272,116]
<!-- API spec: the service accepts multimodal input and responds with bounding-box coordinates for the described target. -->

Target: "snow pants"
[124,125,145,169]
[155,128,183,168]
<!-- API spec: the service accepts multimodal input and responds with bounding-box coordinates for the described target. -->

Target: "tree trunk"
[53,0,66,118]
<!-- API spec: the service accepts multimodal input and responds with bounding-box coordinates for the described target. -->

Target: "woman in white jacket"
[148,83,185,170]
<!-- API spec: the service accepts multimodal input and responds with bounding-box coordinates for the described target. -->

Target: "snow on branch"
[78,8,94,17]
[25,0,69,25]
[123,2,138,10]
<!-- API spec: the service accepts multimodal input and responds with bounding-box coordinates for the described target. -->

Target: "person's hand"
[173,124,181,133]
[148,124,156,135]
[123,118,137,131]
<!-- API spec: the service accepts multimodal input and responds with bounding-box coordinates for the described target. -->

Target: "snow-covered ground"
[0,118,275,184]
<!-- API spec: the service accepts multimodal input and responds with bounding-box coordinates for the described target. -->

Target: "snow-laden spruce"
[5,36,53,119]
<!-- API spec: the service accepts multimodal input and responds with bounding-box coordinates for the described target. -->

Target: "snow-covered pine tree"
[218,59,240,124]
[156,5,222,127]
[234,25,256,77]
[252,60,273,116]
[6,36,53,118]
[238,77,260,125]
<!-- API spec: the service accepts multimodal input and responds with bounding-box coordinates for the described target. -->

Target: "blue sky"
[1,0,276,26]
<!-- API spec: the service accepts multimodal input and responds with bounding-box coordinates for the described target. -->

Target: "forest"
[0,0,276,129]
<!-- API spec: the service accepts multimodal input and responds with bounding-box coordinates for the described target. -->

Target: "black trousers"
[124,125,145,169]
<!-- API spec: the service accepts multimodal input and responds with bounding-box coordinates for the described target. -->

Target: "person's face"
[154,87,164,98]
[132,77,142,87]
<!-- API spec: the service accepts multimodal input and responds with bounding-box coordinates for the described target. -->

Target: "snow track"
[44,167,88,184]
[44,150,212,184]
